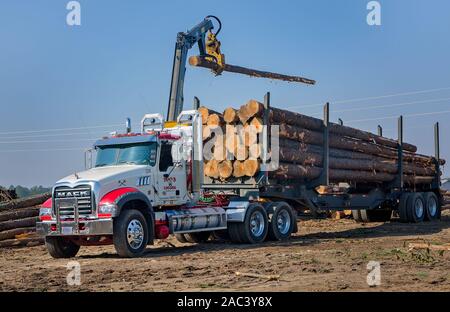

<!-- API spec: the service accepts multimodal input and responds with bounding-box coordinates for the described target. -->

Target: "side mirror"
[84,149,93,170]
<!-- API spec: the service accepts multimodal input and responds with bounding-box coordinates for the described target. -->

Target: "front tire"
[45,237,80,258]
[113,209,149,258]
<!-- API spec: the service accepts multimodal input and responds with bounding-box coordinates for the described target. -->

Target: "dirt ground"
[1,211,449,292]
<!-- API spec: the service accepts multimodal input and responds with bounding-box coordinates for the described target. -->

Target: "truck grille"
[54,185,93,219]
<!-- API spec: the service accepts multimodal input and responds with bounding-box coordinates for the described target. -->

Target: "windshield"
[95,143,157,167]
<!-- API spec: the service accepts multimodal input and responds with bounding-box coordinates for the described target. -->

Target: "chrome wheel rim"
[127,219,144,250]
[428,197,437,217]
[415,199,424,219]
[250,211,265,237]
[276,209,291,235]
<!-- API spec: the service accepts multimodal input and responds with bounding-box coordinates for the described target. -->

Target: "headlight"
[39,208,53,221]
[98,203,117,218]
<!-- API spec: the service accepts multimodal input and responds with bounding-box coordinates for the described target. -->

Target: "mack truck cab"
[37,111,297,258]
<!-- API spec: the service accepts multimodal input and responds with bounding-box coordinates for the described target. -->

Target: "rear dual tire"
[267,202,296,241]
[228,203,269,244]
[398,192,440,223]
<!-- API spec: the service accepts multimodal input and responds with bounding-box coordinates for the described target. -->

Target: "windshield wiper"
[96,164,109,167]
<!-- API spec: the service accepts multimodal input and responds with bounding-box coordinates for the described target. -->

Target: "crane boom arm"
[166,18,215,122]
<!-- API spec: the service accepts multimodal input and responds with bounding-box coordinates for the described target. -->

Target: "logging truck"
[36,95,444,258]
[36,16,443,258]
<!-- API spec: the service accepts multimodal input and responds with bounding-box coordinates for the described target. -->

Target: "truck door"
[154,141,187,205]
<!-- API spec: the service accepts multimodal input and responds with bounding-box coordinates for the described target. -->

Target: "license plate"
[62,226,73,235]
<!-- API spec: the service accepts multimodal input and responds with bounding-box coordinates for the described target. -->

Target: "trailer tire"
[212,230,229,241]
[113,209,149,258]
[184,231,212,243]
[424,192,441,221]
[352,210,363,222]
[357,209,392,223]
[398,193,410,223]
[268,202,295,241]
[45,237,80,259]
[175,234,188,243]
[406,193,425,223]
[229,203,268,244]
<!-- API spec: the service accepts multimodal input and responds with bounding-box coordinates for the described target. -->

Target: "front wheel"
[228,203,268,244]
[113,209,149,258]
[45,237,80,258]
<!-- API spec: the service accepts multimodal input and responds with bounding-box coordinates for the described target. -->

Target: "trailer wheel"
[406,193,425,223]
[424,192,441,221]
[356,209,392,223]
[113,209,149,258]
[184,231,212,243]
[45,237,80,259]
[398,193,410,223]
[175,234,188,243]
[228,203,268,244]
[352,210,363,222]
[268,202,295,241]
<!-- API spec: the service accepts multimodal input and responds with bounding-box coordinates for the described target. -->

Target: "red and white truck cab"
[37,111,294,258]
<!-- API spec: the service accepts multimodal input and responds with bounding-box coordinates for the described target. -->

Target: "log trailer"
[36,17,443,258]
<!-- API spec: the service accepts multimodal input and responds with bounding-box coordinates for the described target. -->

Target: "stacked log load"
[201,100,445,184]
[0,193,50,248]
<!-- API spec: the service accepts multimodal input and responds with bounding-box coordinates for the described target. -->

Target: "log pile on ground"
[0,193,50,248]
[442,190,450,210]
[201,100,444,185]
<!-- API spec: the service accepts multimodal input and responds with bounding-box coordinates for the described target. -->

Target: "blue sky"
[0,0,449,186]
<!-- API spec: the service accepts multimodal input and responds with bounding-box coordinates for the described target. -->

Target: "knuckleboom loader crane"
[166,15,316,122]
[167,15,225,122]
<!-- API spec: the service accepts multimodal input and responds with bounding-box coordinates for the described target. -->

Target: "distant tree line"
[1,185,51,199]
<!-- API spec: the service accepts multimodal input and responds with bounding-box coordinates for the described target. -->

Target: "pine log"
[238,104,251,124]
[0,193,50,211]
[241,124,258,147]
[250,117,264,134]
[278,146,436,176]
[189,56,316,85]
[0,227,35,241]
[218,161,233,180]
[202,125,212,140]
[244,100,418,152]
[198,107,220,125]
[223,107,239,124]
[249,143,263,159]
[233,161,246,178]
[213,136,227,161]
[0,237,44,248]
[243,159,260,177]
[269,163,434,184]
[0,216,39,232]
[0,207,39,222]
[204,159,220,179]
[206,113,223,127]
[278,123,440,165]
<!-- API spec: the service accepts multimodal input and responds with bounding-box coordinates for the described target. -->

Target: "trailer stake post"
[322,103,330,186]
[193,96,200,110]
[262,92,271,185]
[377,125,383,137]
[338,118,343,126]
[433,122,441,189]
[396,116,404,189]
